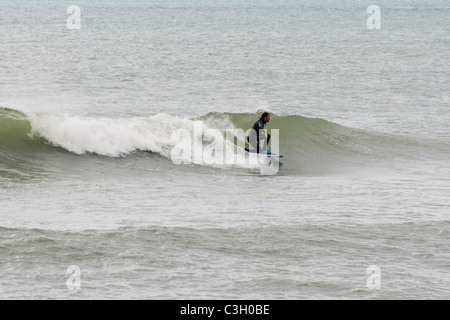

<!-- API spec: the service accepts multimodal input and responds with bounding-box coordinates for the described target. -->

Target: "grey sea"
[1,0,450,300]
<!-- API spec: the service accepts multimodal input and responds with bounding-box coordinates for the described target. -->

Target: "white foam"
[26,112,266,170]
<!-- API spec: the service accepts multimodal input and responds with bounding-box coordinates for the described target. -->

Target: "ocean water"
[1,0,450,300]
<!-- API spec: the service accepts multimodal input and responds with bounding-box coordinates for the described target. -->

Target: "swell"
[1,107,448,179]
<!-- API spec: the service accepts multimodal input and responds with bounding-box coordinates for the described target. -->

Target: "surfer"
[246,112,271,153]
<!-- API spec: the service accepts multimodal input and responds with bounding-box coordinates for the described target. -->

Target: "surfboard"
[245,149,284,158]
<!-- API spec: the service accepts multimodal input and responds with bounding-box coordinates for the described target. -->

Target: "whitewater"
[1,0,450,300]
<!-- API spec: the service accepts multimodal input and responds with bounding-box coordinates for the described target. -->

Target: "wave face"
[0,108,32,149]
[1,107,448,179]
[210,111,450,172]
[0,108,49,181]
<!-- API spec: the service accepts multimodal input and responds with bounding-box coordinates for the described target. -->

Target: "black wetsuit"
[247,116,270,153]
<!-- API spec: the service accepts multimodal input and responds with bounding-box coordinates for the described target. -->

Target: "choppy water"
[1,0,449,300]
